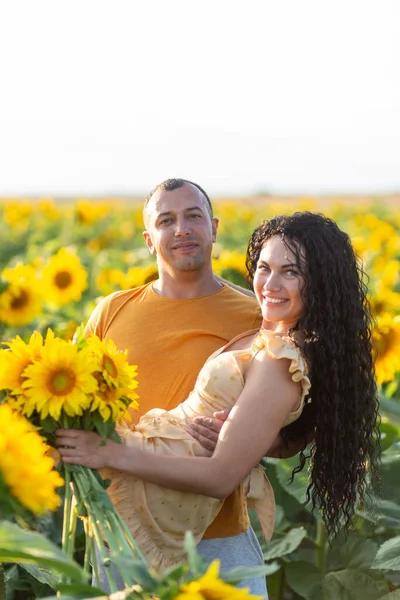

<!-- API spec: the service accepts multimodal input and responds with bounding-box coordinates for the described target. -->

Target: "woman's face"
[253,235,306,332]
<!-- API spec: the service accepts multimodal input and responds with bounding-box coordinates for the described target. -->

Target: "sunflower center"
[48,369,76,395]
[11,289,29,310]
[103,355,118,378]
[54,271,73,289]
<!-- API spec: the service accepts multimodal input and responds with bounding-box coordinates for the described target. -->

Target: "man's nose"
[175,218,191,236]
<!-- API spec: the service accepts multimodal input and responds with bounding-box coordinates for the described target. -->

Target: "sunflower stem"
[83,517,95,585]
[108,507,147,564]
[73,467,118,593]
[61,466,72,558]
[83,473,133,586]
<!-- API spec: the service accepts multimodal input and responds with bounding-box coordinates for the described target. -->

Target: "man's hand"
[187,408,231,453]
[267,431,314,458]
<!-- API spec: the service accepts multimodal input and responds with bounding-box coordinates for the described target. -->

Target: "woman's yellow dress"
[105,328,311,570]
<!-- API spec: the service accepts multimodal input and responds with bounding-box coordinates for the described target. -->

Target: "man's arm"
[188,409,311,459]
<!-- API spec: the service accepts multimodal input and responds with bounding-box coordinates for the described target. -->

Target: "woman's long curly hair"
[246,212,380,537]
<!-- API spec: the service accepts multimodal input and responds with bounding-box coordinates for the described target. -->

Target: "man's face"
[143,184,219,275]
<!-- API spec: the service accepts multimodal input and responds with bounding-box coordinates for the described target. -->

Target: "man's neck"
[152,270,223,299]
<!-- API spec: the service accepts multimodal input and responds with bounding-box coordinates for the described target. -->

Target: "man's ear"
[143,231,156,255]
[211,217,219,243]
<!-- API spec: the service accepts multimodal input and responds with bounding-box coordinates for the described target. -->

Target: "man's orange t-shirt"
[85,282,261,539]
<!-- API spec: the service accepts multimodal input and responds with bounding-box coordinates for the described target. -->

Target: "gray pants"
[197,527,268,598]
[94,526,268,598]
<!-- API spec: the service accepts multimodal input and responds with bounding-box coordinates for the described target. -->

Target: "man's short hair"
[143,178,213,225]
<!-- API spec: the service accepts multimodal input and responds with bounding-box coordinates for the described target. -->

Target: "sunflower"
[369,290,400,319]
[213,250,248,287]
[0,404,64,515]
[4,201,33,229]
[76,199,111,225]
[0,263,43,326]
[173,560,262,600]
[123,265,159,288]
[42,248,88,306]
[95,268,126,295]
[371,314,400,385]
[85,335,139,421]
[0,331,44,402]
[21,332,97,421]
[37,198,61,221]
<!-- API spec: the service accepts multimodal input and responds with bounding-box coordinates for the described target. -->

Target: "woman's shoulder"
[252,329,311,390]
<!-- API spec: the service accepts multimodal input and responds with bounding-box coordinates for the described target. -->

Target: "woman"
[57,212,380,572]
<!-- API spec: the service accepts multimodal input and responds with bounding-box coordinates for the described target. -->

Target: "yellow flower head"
[4,201,33,229]
[0,263,43,326]
[372,314,400,385]
[0,331,44,403]
[76,199,111,225]
[37,198,61,221]
[42,248,88,306]
[173,560,263,600]
[85,335,139,421]
[95,268,127,295]
[370,290,400,319]
[21,331,98,420]
[123,265,158,289]
[0,404,64,514]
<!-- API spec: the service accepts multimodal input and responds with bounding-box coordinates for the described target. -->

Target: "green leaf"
[73,323,88,349]
[0,521,87,584]
[221,561,280,584]
[57,582,105,597]
[380,421,400,451]
[262,527,307,561]
[378,592,400,600]
[0,563,5,600]
[42,596,106,600]
[380,396,400,427]
[106,554,157,590]
[327,534,378,570]
[183,531,209,578]
[322,570,383,600]
[275,457,311,508]
[19,563,59,588]
[372,535,400,570]
[374,499,400,526]
[91,412,110,439]
[41,417,58,434]
[285,561,323,600]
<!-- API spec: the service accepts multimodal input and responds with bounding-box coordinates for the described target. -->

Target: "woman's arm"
[57,351,301,498]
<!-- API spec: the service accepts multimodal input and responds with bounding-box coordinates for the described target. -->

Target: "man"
[85,178,271,595]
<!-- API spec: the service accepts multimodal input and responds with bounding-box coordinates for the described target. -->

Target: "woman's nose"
[264,272,280,290]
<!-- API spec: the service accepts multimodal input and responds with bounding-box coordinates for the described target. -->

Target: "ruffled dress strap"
[252,328,311,426]
[245,329,311,541]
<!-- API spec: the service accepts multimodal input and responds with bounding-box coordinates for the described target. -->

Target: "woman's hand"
[56,429,119,470]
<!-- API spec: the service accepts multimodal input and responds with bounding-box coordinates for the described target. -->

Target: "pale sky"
[0,0,399,196]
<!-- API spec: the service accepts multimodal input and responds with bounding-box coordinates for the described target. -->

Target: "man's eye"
[159,218,172,225]
[189,213,201,219]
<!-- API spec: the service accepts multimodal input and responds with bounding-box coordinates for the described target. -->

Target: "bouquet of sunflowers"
[0,326,147,592]
[0,329,274,599]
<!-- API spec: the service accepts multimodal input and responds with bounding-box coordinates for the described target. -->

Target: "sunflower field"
[0,195,400,600]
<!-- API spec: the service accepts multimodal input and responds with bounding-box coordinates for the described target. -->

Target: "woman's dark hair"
[246,212,380,537]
